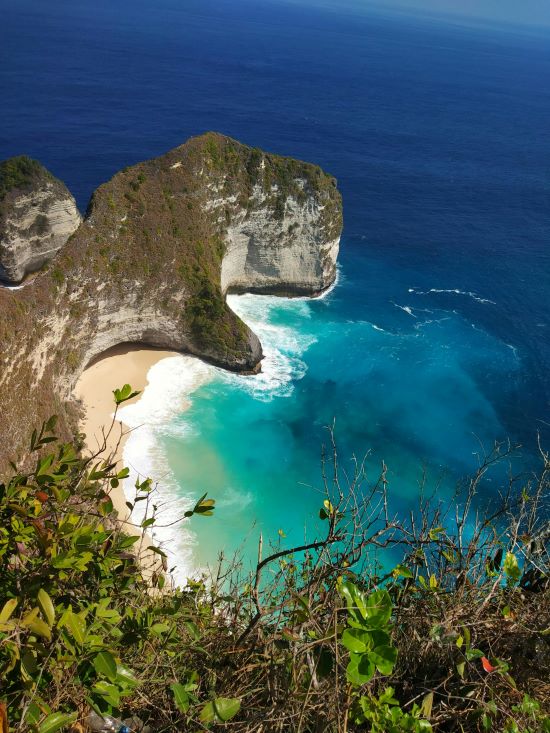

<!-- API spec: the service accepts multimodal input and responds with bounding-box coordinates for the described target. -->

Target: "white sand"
[74,345,179,520]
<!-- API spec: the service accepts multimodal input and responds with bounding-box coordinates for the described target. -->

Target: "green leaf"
[45,415,58,432]
[171,683,190,713]
[456,661,465,678]
[319,499,335,520]
[213,698,241,722]
[378,687,399,705]
[338,579,368,623]
[21,606,39,627]
[94,651,117,682]
[113,384,140,405]
[38,712,78,733]
[429,527,445,541]
[65,609,86,644]
[421,691,434,720]
[368,644,398,675]
[346,652,375,685]
[151,623,171,635]
[392,564,413,579]
[115,664,139,689]
[51,553,77,569]
[200,702,216,724]
[503,552,521,583]
[99,497,114,516]
[0,598,18,623]
[364,589,392,628]
[185,621,200,640]
[117,535,140,549]
[341,628,374,654]
[25,702,42,725]
[37,588,55,627]
[21,650,39,679]
[92,681,120,707]
[200,698,241,724]
[28,618,51,640]
[465,648,484,661]
[184,493,216,518]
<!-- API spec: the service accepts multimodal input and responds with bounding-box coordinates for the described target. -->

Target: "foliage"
[0,156,46,201]
[0,406,548,732]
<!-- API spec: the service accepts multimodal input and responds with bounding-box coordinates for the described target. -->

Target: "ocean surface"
[2,0,549,580]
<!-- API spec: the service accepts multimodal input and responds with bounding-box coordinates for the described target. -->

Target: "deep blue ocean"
[2,0,549,577]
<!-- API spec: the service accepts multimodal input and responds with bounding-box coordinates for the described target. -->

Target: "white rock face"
[220,182,340,296]
[0,180,81,284]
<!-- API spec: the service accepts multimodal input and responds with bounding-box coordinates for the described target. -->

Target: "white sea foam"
[118,355,214,584]
[226,293,316,400]
[351,319,395,335]
[408,287,496,305]
[217,486,254,509]
[414,316,451,330]
[119,355,212,432]
[392,302,417,317]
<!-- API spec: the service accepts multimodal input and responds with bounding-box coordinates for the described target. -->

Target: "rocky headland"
[0,156,81,284]
[0,133,342,467]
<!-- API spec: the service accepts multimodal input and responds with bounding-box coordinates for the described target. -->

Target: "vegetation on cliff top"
[0,157,51,202]
[0,388,548,732]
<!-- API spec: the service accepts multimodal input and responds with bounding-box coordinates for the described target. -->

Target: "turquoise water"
[3,0,549,581]
[121,252,523,580]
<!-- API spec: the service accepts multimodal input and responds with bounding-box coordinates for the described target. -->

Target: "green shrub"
[0,401,548,732]
[0,157,45,200]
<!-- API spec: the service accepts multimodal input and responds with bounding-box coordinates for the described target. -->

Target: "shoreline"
[74,344,180,520]
[72,281,339,580]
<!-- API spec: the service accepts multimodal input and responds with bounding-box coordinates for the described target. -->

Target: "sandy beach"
[74,344,179,520]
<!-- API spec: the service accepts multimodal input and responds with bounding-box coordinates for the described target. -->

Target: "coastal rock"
[0,157,81,284]
[0,133,342,466]
[216,158,341,296]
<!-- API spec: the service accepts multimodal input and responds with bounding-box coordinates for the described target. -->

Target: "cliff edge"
[0,156,81,284]
[0,133,342,466]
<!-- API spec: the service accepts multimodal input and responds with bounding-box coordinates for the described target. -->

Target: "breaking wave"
[408,287,496,305]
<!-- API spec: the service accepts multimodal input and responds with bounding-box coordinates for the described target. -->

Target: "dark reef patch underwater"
[1,0,549,573]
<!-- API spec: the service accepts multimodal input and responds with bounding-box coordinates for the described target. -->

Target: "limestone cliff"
[0,157,81,284]
[0,133,342,466]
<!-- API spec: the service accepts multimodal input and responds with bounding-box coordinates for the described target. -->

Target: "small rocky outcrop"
[0,156,81,284]
[0,133,342,466]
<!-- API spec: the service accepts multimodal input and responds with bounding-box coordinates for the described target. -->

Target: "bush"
[0,156,45,201]
[0,402,548,732]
